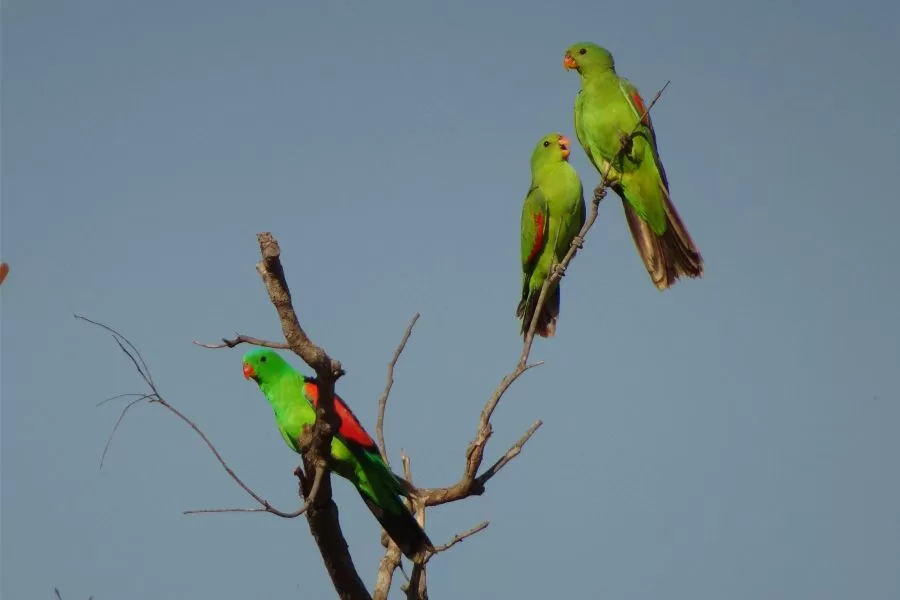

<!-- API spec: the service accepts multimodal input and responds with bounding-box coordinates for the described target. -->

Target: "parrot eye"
[578,48,587,55]
[260,356,267,363]
[543,141,550,147]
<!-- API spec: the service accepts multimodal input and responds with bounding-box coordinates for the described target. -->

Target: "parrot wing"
[617,77,670,191]
[302,379,378,453]
[520,185,550,275]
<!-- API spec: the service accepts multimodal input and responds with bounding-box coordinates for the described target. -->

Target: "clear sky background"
[3,0,900,598]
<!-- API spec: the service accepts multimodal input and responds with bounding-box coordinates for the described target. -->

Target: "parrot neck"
[532,160,567,182]
[259,370,311,419]
[258,373,291,409]
[580,69,616,86]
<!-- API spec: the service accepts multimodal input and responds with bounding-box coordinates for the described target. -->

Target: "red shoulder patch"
[630,90,650,126]
[304,381,377,449]
[525,212,546,264]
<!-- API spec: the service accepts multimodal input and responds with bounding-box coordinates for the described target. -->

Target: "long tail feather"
[516,283,560,338]
[659,184,704,280]
[360,494,433,561]
[619,186,703,290]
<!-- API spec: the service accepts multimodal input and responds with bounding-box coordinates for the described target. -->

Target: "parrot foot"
[617,129,634,156]
[553,264,567,279]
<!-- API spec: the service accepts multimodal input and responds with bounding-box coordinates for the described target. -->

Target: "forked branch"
[75,315,321,520]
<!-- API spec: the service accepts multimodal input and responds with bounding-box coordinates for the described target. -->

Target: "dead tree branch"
[250,232,370,600]
[373,542,404,600]
[76,315,312,520]
[82,327,369,598]
[429,521,489,559]
[376,313,420,465]
[372,81,673,596]
[183,466,325,517]
[183,234,367,599]
[90,84,669,600]
[400,453,428,600]
[192,334,290,350]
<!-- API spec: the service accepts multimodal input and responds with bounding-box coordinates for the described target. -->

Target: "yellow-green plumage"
[517,132,585,338]
[565,42,704,290]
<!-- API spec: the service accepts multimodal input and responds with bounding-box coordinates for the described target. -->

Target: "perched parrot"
[564,42,703,290]
[517,132,586,338]
[241,348,433,560]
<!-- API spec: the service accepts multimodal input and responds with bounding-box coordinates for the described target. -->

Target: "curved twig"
[376,313,420,465]
[99,394,153,469]
[78,317,307,518]
[183,466,326,518]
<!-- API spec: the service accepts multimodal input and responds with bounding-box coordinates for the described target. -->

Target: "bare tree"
[80,87,668,599]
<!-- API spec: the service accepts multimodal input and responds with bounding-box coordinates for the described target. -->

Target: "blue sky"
[3,0,900,598]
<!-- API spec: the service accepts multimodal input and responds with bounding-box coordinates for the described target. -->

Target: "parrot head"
[563,42,615,75]
[242,348,290,385]
[531,133,572,169]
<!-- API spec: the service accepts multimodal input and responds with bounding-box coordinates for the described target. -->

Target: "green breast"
[580,76,637,162]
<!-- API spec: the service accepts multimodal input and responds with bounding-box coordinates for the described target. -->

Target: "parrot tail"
[516,282,560,339]
[360,493,434,561]
[620,185,704,290]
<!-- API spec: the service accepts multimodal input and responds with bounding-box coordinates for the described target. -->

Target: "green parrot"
[517,132,586,338]
[241,348,433,560]
[564,42,704,290]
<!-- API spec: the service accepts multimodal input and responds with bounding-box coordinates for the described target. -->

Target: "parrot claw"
[617,129,633,156]
[554,264,567,278]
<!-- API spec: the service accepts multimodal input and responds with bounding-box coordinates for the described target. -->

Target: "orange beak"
[563,53,577,70]
[559,136,570,159]
[242,362,256,380]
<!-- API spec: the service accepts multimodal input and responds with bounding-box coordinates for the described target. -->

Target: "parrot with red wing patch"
[564,42,703,290]
[517,132,585,338]
[241,348,433,561]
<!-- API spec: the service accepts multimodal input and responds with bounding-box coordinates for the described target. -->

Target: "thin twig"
[96,392,150,407]
[75,315,154,386]
[428,521,489,559]
[376,313,420,465]
[474,419,543,487]
[184,466,325,518]
[183,507,270,515]
[99,395,152,469]
[415,360,544,507]
[192,334,290,350]
[78,316,310,519]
